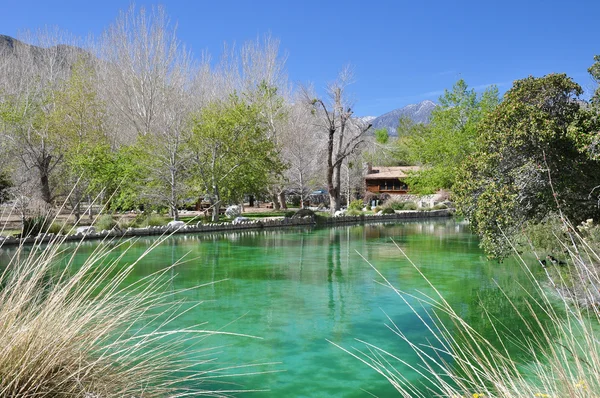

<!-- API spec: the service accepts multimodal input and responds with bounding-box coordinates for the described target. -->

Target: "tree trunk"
[278,191,287,210]
[39,156,52,204]
[271,194,280,210]
[211,202,220,222]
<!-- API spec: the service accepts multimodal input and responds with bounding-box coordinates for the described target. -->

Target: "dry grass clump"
[0,232,257,397]
[337,225,600,397]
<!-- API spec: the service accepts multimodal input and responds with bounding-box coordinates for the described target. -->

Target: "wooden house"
[365,166,420,194]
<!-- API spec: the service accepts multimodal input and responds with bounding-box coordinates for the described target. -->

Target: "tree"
[98,5,194,219]
[49,59,108,221]
[188,95,284,222]
[589,55,600,105]
[403,80,499,193]
[374,128,389,144]
[0,30,80,205]
[279,102,322,208]
[307,67,371,213]
[455,74,600,257]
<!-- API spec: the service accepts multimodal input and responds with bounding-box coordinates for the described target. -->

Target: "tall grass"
[0,228,266,396]
[337,222,600,397]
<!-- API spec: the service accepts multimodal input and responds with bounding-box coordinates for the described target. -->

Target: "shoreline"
[0,209,454,247]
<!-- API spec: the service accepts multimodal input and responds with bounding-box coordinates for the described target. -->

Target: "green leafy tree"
[455,74,600,257]
[188,95,284,221]
[49,60,109,221]
[589,55,600,105]
[403,80,499,193]
[374,128,389,144]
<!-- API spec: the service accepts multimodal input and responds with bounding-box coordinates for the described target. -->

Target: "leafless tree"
[280,102,322,208]
[305,67,371,213]
[97,5,195,219]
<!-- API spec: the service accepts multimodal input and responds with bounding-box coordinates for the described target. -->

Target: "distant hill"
[0,34,88,67]
[369,100,436,136]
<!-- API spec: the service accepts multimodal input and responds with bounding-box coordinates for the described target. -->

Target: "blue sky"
[1,0,599,116]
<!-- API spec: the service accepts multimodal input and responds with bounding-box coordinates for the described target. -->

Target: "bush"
[381,207,395,215]
[47,221,73,235]
[284,210,296,218]
[432,203,448,210]
[138,213,169,227]
[348,199,364,211]
[403,202,418,210]
[21,215,52,237]
[346,209,362,216]
[95,214,118,231]
[366,205,372,211]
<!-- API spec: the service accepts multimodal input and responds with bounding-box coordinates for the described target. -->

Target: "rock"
[334,210,346,217]
[167,220,185,230]
[225,205,242,218]
[76,226,96,235]
[232,216,249,225]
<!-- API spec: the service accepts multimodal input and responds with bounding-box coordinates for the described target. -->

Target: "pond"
[0,220,546,397]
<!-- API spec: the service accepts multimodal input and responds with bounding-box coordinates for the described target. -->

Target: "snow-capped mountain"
[368,100,436,136]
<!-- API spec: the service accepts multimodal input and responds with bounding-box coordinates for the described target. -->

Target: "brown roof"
[365,166,421,180]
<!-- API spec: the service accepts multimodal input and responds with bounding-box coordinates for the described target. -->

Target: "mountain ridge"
[368,100,436,136]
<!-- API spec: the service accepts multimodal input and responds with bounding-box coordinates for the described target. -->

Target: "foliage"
[374,128,389,144]
[431,203,448,210]
[21,215,52,237]
[381,207,395,214]
[589,54,600,105]
[455,74,600,257]
[189,95,285,221]
[138,213,169,227]
[0,171,11,203]
[348,199,364,211]
[402,80,499,194]
[345,209,362,216]
[94,214,118,231]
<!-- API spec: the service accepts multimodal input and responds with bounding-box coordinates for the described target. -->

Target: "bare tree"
[97,5,195,219]
[280,102,322,208]
[306,67,371,213]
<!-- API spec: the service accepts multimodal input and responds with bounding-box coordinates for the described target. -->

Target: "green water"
[0,220,546,397]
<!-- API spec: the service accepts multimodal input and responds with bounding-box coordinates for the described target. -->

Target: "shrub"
[284,210,296,218]
[432,203,448,210]
[389,201,405,210]
[22,215,52,237]
[139,213,169,227]
[366,205,372,211]
[47,221,73,235]
[346,209,362,216]
[403,202,418,210]
[348,199,364,211]
[381,207,395,215]
[94,214,118,231]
